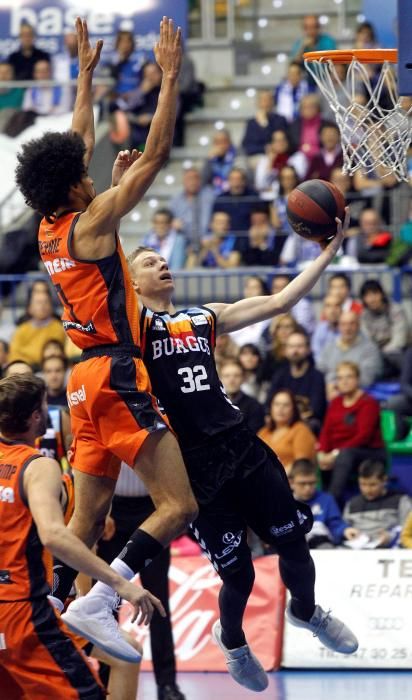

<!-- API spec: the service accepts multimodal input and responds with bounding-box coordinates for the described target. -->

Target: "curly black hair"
[15,131,86,219]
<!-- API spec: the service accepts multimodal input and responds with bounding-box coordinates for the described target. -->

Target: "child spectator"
[289,459,355,548]
[143,208,186,270]
[343,460,412,548]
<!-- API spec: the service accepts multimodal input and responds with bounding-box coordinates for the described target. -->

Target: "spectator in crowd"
[386,346,412,417]
[346,208,393,264]
[271,274,316,335]
[0,62,24,132]
[16,280,58,326]
[266,330,326,434]
[214,333,239,371]
[343,460,411,548]
[229,275,270,348]
[354,21,378,49]
[8,292,65,368]
[318,362,386,501]
[306,122,343,181]
[0,339,9,374]
[219,360,264,433]
[274,62,310,123]
[255,130,308,196]
[241,207,282,266]
[3,359,33,377]
[311,294,342,363]
[290,14,337,83]
[22,59,69,116]
[329,168,364,232]
[289,459,355,548]
[7,23,50,80]
[238,343,269,404]
[41,354,68,407]
[241,90,287,158]
[271,165,299,250]
[143,208,186,270]
[326,273,362,314]
[400,510,412,548]
[202,129,237,193]
[53,30,79,111]
[124,61,162,149]
[169,167,215,250]
[317,311,382,397]
[258,389,316,475]
[289,93,324,159]
[360,279,408,376]
[192,210,240,268]
[261,312,303,381]
[41,339,66,363]
[109,30,146,101]
[212,168,259,241]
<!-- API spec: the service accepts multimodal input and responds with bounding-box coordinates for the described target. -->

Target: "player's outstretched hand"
[154,16,182,80]
[117,580,166,626]
[76,17,103,74]
[111,149,143,187]
[319,206,350,251]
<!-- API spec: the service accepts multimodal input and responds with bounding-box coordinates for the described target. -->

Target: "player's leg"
[91,630,142,700]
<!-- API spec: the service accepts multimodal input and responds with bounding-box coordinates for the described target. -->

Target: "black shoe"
[157,684,186,700]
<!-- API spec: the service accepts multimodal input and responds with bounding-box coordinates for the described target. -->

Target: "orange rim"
[304,49,398,64]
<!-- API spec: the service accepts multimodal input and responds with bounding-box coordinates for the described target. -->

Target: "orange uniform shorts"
[0,597,104,700]
[67,353,168,480]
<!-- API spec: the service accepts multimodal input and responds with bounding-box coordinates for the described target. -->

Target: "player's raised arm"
[71,17,103,166]
[207,209,349,335]
[81,17,181,235]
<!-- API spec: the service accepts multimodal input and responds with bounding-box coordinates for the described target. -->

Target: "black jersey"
[140,305,243,448]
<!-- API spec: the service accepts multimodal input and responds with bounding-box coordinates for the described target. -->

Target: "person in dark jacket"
[7,23,50,80]
[266,330,326,435]
[213,168,260,247]
[306,122,343,182]
[219,360,264,434]
[241,90,287,157]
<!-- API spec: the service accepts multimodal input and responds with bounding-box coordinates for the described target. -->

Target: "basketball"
[286,179,346,242]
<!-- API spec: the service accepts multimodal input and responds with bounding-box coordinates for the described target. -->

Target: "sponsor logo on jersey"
[44,258,76,276]
[0,570,13,585]
[270,521,294,537]
[62,319,96,334]
[191,314,207,326]
[0,463,17,480]
[67,384,87,407]
[39,237,62,256]
[297,509,308,526]
[152,335,211,360]
[0,486,14,503]
[153,318,166,331]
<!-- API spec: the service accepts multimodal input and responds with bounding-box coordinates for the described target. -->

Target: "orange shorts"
[67,353,168,480]
[0,597,104,700]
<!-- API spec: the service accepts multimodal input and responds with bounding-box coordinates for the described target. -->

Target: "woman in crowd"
[261,312,301,379]
[258,389,316,475]
[230,275,269,349]
[254,130,307,197]
[238,343,269,404]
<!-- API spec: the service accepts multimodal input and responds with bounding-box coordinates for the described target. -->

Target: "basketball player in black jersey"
[72,209,358,691]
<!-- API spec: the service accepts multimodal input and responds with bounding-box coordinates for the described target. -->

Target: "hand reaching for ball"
[319,206,350,251]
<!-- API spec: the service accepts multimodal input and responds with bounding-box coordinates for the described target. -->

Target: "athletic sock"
[51,558,78,606]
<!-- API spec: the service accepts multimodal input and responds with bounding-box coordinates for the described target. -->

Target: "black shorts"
[187,429,313,578]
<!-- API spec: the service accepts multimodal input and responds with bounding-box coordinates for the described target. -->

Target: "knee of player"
[163,499,198,532]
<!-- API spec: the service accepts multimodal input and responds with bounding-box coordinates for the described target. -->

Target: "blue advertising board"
[0,1,187,60]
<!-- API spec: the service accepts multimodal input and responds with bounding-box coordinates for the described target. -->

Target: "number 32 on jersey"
[177,365,211,393]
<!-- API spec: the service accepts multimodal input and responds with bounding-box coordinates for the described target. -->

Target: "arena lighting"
[131,211,141,222]
[243,31,253,41]
[277,52,287,63]
[86,0,153,14]
[230,99,241,110]
[333,0,344,4]
[258,18,268,28]
[214,120,225,129]
[182,159,193,169]
[245,88,256,98]
[164,174,175,185]
[319,15,330,25]
[261,64,272,75]
[273,0,283,7]
[198,135,209,146]
[148,198,158,208]
[357,13,366,22]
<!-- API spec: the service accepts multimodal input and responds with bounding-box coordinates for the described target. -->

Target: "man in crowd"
[213,168,259,246]
[143,208,187,270]
[311,294,342,363]
[42,353,68,407]
[169,167,215,251]
[8,23,51,80]
[219,359,264,433]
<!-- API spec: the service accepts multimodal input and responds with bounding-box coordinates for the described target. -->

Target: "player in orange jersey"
[15,17,198,661]
[0,374,165,699]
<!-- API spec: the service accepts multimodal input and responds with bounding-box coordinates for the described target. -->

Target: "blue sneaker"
[286,602,358,654]
[211,620,268,692]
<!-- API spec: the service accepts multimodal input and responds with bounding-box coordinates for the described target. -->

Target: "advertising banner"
[282,549,412,669]
[120,555,285,672]
[0,1,187,60]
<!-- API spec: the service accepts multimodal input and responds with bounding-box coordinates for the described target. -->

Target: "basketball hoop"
[304,49,412,181]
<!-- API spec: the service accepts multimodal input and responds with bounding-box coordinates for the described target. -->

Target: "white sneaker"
[211,620,268,692]
[286,602,358,654]
[62,594,141,663]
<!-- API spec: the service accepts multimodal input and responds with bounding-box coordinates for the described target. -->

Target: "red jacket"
[318,392,384,452]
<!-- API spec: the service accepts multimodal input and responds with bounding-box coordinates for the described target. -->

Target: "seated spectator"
[289,459,354,548]
[169,167,215,251]
[241,90,287,158]
[360,279,408,377]
[274,62,309,123]
[16,280,59,326]
[343,460,411,548]
[354,21,378,50]
[271,274,316,335]
[109,30,146,102]
[7,23,50,80]
[3,359,33,377]
[326,272,362,314]
[212,168,259,243]
[214,333,239,371]
[124,62,162,149]
[230,275,269,348]
[202,129,237,193]
[266,330,326,435]
[241,208,281,267]
[288,94,324,159]
[8,293,65,369]
[143,208,186,270]
[306,122,343,181]
[317,311,382,398]
[346,208,392,264]
[238,343,269,404]
[311,294,342,363]
[219,360,264,433]
[0,62,24,132]
[22,59,69,116]
[270,165,302,256]
[318,361,386,501]
[194,211,240,268]
[41,339,66,363]
[290,14,337,86]
[400,510,412,548]
[0,339,9,375]
[42,354,68,407]
[258,390,316,475]
[386,346,412,417]
[255,130,308,197]
[261,312,301,380]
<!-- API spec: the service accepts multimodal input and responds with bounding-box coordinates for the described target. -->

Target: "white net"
[304,56,412,181]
